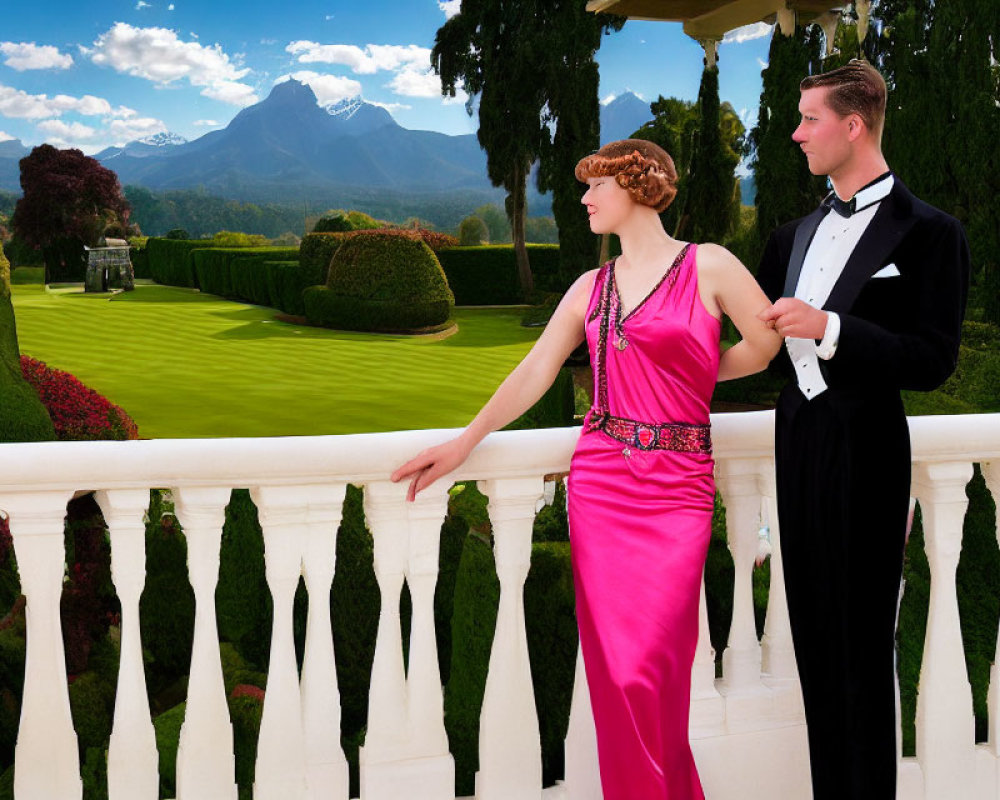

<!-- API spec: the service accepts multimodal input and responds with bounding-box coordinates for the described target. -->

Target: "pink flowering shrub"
[19,355,138,441]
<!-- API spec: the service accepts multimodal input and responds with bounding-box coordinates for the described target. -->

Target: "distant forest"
[0,185,561,241]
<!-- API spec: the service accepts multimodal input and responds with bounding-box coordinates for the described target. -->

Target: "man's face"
[792,87,852,178]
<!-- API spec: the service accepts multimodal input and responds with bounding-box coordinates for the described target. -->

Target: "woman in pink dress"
[393,139,781,799]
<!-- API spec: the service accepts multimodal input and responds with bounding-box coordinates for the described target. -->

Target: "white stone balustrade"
[0,412,998,799]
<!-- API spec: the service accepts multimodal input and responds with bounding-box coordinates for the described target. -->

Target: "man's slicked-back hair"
[575,139,678,213]
[800,59,887,138]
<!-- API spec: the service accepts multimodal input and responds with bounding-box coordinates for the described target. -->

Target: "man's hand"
[758,298,829,340]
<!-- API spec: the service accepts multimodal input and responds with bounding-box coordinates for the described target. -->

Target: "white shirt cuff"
[816,312,840,360]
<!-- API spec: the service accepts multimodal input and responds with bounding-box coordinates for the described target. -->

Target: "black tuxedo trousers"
[775,383,909,800]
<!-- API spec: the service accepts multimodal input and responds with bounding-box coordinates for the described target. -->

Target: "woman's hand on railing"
[391,433,475,501]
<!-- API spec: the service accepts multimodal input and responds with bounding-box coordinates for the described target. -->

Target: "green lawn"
[10,283,541,438]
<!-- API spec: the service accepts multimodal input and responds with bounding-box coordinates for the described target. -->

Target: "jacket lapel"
[825,179,918,313]
[783,206,827,297]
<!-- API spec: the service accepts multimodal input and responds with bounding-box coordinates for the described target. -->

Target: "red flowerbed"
[19,355,139,441]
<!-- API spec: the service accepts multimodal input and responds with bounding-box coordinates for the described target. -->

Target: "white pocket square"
[872,263,900,279]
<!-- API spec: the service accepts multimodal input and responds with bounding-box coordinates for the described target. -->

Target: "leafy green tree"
[631,91,743,242]
[524,216,559,244]
[473,204,511,243]
[747,25,827,246]
[631,97,700,236]
[458,215,489,246]
[433,1,549,296]
[433,0,622,296]
[12,145,130,283]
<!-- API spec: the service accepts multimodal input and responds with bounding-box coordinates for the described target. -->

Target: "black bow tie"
[823,193,856,218]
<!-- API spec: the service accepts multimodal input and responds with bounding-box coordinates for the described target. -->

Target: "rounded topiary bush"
[304,231,455,332]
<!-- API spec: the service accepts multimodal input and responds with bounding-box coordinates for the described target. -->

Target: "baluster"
[96,489,158,800]
[299,484,349,800]
[912,461,976,798]
[689,578,724,730]
[402,485,455,797]
[249,486,309,799]
[758,465,798,687]
[360,481,410,798]
[715,460,763,694]
[476,477,544,799]
[562,642,601,800]
[1,490,80,800]
[173,487,238,800]
[981,462,1000,761]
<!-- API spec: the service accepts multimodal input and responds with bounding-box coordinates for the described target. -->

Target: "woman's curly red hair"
[575,139,678,213]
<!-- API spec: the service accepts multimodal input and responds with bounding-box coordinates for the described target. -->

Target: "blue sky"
[0,0,773,154]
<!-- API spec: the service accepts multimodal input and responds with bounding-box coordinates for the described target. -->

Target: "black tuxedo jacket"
[757,176,969,405]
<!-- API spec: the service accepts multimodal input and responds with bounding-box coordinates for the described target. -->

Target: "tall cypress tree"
[874,0,1000,322]
[748,25,827,244]
[683,66,741,244]
[536,2,623,285]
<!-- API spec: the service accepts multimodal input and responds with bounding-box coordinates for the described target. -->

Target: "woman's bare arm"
[697,243,782,382]
[391,269,597,499]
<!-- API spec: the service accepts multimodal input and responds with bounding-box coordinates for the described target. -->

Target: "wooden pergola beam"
[585,0,847,39]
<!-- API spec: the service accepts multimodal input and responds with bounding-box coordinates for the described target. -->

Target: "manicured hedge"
[300,229,459,292]
[146,238,216,287]
[305,231,454,332]
[299,233,349,287]
[191,247,299,306]
[264,260,311,316]
[128,238,150,279]
[436,244,564,305]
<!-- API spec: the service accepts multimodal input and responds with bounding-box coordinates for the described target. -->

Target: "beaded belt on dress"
[583,410,712,454]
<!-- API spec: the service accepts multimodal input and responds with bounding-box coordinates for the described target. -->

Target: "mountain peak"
[266,78,320,107]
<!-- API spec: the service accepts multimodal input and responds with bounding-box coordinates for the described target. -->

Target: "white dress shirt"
[787,174,895,399]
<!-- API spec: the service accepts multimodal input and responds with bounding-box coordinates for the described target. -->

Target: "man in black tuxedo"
[757,60,969,799]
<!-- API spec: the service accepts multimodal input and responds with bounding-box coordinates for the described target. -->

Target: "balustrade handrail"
[1,410,999,800]
[1,411,997,495]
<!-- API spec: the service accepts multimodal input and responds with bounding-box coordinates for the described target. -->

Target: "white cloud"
[193,118,219,126]
[136,0,151,8]
[90,22,257,106]
[438,0,461,19]
[286,41,430,74]
[601,93,616,106]
[757,57,769,69]
[388,67,442,98]
[0,84,113,119]
[37,119,98,140]
[0,42,74,71]
[276,71,363,106]
[724,22,773,44]
[109,116,167,144]
[168,3,175,8]
[0,130,15,142]
[201,80,258,106]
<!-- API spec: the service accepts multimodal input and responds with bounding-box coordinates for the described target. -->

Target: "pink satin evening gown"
[567,243,718,799]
